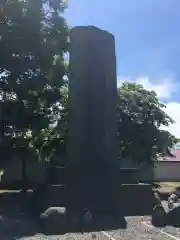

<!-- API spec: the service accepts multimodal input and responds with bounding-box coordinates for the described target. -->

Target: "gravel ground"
[106,216,180,240]
[13,215,180,240]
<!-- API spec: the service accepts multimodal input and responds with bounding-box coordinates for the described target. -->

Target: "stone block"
[151,205,167,227]
[120,184,155,215]
[166,203,180,226]
[32,185,68,214]
[40,207,67,234]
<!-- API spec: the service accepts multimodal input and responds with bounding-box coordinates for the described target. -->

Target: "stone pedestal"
[120,184,155,215]
[67,26,119,213]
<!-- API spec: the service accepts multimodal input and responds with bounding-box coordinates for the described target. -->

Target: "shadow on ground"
[41,215,127,236]
[3,189,178,238]
[0,191,38,239]
[0,191,127,239]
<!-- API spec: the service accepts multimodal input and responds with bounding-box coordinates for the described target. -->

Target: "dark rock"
[81,209,93,232]
[168,193,178,209]
[151,204,167,227]
[166,203,180,226]
[83,208,93,222]
[168,193,178,202]
[40,207,67,234]
[152,191,167,227]
[154,191,161,205]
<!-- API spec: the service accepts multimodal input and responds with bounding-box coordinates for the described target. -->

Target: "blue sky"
[65,0,180,137]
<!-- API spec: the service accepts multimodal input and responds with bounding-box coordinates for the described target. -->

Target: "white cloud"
[117,76,180,137]
[162,102,180,138]
[135,77,178,99]
[117,76,178,99]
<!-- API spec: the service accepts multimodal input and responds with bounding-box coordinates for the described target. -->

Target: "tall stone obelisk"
[67,26,119,213]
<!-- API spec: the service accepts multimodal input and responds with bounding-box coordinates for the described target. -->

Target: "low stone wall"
[119,157,154,182]
[0,157,48,187]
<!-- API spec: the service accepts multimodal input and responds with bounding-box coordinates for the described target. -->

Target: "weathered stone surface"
[151,205,167,227]
[40,207,67,234]
[168,193,178,202]
[168,193,178,209]
[0,216,6,235]
[32,185,67,215]
[166,203,180,226]
[151,191,167,227]
[119,168,139,183]
[120,184,155,215]
[68,26,118,169]
[81,209,93,232]
[154,191,162,205]
[67,26,119,212]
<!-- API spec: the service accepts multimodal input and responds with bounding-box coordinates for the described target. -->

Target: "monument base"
[33,182,155,217]
[33,164,155,216]
[120,183,155,215]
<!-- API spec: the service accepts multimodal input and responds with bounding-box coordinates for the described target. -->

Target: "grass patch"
[154,182,180,193]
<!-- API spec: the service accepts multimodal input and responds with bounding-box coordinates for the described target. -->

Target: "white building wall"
[154,161,180,181]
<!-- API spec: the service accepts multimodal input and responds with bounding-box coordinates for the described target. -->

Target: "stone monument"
[67,26,119,214]
[35,26,155,225]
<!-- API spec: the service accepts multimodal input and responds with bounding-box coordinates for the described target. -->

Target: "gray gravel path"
[105,216,180,240]
[106,217,165,240]
[6,215,180,240]
[0,212,180,240]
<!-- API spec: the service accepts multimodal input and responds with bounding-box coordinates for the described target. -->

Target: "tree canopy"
[117,82,175,164]
[0,0,69,168]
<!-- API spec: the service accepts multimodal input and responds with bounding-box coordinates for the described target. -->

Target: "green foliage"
[0,0,69,166]
[173,138,180,144]
[117,82,174,165]
[36,85,68,162]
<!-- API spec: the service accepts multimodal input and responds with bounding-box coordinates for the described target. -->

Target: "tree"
[173,138,180,144]
[36,84,68,163]
[155,130,176,155]
[117,82,174,165]
[0,0,69,187]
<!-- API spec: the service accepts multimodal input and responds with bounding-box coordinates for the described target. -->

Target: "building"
[154,147,180,182]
